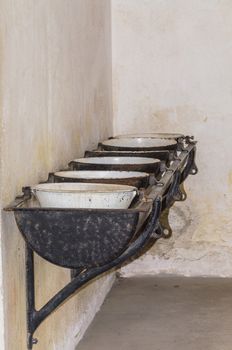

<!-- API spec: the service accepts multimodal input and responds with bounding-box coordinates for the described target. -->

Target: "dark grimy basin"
[53,170,150,188]
[69,156,161,175]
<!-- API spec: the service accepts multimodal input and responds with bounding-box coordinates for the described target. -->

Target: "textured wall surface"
[0,1,113,349]
[112,0,232,276]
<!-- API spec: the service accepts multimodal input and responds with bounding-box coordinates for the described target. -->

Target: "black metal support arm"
[180,145,198,183]
[26,198,162,349]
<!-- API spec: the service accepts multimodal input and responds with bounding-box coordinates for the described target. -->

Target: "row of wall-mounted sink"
[34,133,183,210]
[32,137,177,209]
[4,132,198,350]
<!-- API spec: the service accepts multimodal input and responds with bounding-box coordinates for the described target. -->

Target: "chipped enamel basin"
[32,182,137,209]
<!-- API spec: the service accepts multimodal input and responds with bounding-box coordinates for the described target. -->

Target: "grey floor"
[77,276,232,350]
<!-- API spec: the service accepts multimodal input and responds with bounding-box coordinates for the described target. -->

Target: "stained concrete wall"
[0,1,113,349]
[112,0,232,276]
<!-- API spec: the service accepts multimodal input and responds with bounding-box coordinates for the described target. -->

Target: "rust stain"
[31,141,50,179]
[228,171,232,188]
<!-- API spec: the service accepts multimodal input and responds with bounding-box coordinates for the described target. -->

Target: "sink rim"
[54,170,150,180]
[101,137,177,148]
[72,156,160,165]
[32,182,137,194]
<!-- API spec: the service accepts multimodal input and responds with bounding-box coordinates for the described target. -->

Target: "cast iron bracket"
[25,198,162,349]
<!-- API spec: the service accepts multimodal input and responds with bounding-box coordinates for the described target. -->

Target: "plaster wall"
[111,0,232,276]
[0,1,114,349]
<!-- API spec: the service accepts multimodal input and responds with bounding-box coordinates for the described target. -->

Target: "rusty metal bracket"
[159,208,172,238]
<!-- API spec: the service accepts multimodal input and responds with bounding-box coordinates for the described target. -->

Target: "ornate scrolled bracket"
[23,197,162,349]
[176,182,187,201]
[165,170,182,205]
[181,147,198,183]
[159,208,172,238]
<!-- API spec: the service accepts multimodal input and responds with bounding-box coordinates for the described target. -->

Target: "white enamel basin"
[101,138,177,148]
[73,157,159,165]
[55,170,149,180]
[114,133,183,140]
[32,183,137,209]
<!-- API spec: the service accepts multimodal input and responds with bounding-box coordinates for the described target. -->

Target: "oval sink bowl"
[32,183,137,209]
[85,149,172,163]
[14,207,144,268]
[69,156,161,175]
[99,137,177,151]
[54,170,150,188]
[114,133,184,140]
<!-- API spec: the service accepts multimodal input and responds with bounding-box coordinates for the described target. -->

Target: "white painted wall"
[1,1,232,348]
[0,1,114,349]
[112,0,232,276]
